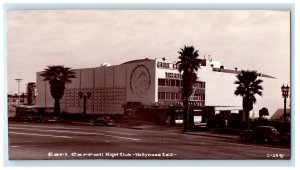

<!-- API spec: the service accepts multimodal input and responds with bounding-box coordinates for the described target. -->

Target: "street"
[8,121,291,160]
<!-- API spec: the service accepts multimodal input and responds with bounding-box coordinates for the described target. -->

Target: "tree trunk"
[54,98,60,115]
[242,110,250,129]
[245,111,250,129]
[183,96,189,132]
[182,110,188,132]
[242,97,252,129]
[83,96,87,117]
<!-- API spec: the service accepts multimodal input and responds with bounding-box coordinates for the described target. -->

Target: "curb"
[118,125,238,140]
[67,121,239,140]
[64,121,91,126]
[185,132,239,140]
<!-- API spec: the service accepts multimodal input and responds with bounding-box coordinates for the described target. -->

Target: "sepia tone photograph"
[6,9,291,160]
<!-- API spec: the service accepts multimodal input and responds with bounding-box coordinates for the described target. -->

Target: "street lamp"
[79,92,92,117]
[15,78,23,106]
[281,84,289,124]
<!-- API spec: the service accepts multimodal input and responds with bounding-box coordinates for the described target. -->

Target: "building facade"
[36,58,273,122]
[8,94,27,118]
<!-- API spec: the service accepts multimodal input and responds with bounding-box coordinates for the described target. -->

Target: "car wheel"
[268,137,276,144]
[264,138,269,143]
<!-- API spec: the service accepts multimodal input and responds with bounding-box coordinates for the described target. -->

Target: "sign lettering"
[157,61,178,70]
[165,72,182,79]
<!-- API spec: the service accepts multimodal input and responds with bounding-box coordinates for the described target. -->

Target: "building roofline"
[121,58,155,65]
[212,68,275,79]
[36,58,275,79]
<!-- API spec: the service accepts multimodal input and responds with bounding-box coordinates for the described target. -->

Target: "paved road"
[8,121,291,160]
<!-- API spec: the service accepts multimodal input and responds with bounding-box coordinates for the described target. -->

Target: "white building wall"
[155,61,180,79]
[198,66,241,108]
[95,67,105,87]
[80,68,94,114]
[155,60,182,105]
[36,72,45,108]
[114,64,127,87]
[66,70,81,89]
[62,69,81,114]
[80,68,94,88]
[37,58,267,115]
[125,60,156,104]
[59,65,128,115]
[36,72,54,109]
[105,67,114,87]
[94,67,105,114]
[112,65,127,114]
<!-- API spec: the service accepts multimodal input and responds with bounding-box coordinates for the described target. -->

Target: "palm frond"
[234,70,264,111]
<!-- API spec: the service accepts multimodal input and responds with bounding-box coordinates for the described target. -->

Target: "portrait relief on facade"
[129,64,151,97]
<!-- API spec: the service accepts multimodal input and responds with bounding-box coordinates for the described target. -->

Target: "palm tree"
[26,82,36,105]
[234,70,263,129]
[176,46,201,132]
[40,65,76,115]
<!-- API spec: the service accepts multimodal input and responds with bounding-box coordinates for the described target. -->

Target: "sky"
[6,10,290,116]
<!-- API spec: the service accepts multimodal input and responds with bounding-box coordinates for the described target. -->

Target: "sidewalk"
[64,120,239,140]
[117,123,239,140]
[185,131,239,140]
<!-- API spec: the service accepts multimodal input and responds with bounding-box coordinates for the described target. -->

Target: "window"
[199,94,205,101]
[195,89,201,95]
[199,82,206,88]
[176,93,181,100]
[158,92,165,100]
[166,93,171,100]
[176,80,181,87]
[158,79,166,86]
[166,79,170,86]
[171,93,176,100]
[171,80,176,86]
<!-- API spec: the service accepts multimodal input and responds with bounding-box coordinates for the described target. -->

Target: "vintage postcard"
[7,9,291,161]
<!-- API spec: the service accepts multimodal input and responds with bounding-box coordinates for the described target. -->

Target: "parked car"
[89,115,116,126]
[280,133,291,145]
[14,106,39,122]
[40,115,63,123]
[18,112,41,122]
[240,126,281,143]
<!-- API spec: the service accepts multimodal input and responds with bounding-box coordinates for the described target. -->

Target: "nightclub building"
[36,58,273,124]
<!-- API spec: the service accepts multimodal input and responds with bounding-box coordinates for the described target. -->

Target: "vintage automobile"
[18,112,41,122]
[39,114,63,123]
[13,105,39,121]
[240,126,281,143]
[280,132,291,145]
[89,115,116,126]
